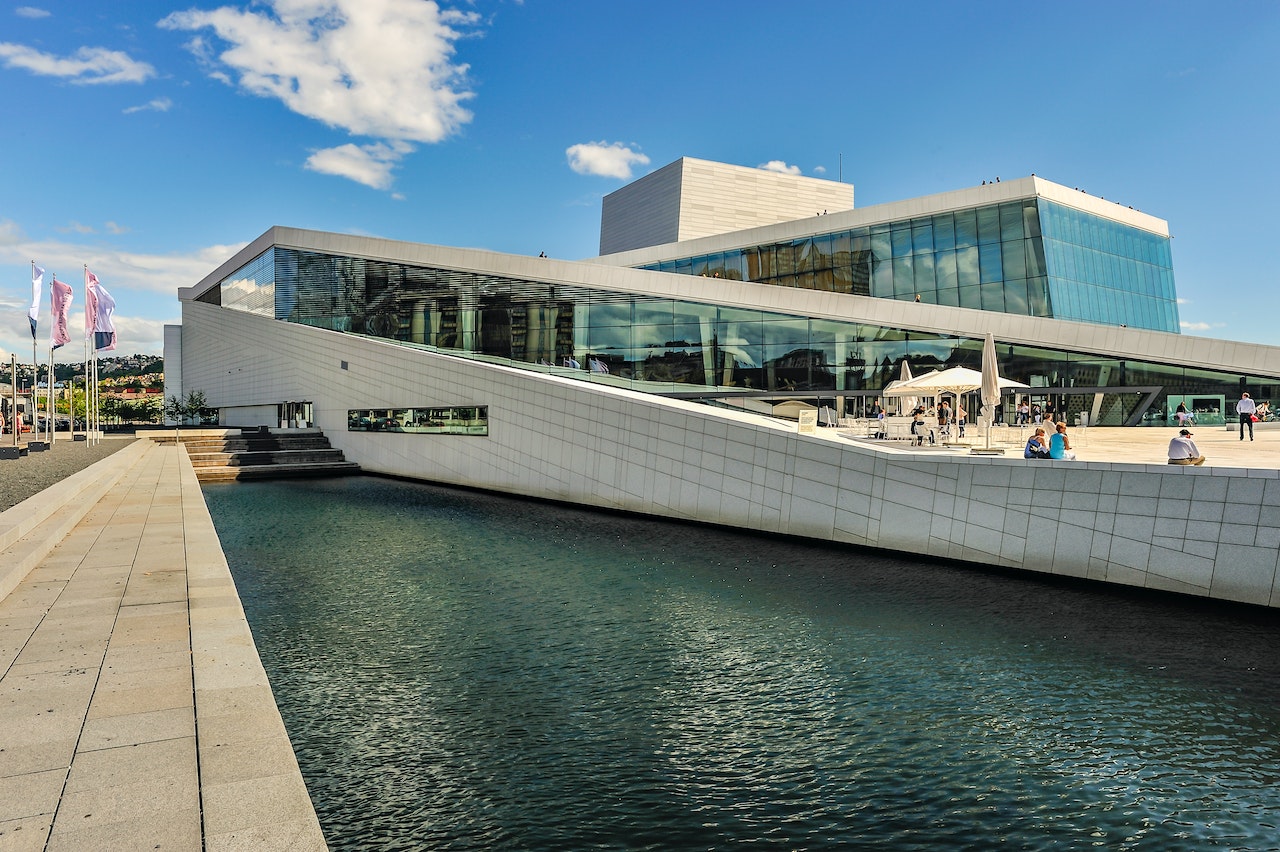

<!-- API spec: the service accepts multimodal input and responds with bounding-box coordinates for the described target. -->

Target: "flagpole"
[9,354,17,448]
[47,344,55,446]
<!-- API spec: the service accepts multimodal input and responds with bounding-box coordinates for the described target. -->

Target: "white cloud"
[758,160,801,175]
[123,97,173,114]
[813,165,826,175]
[160,0,479,191]
[565,141,649,179]
[0,220,247,358]
[15,7,50,18]
[0,219,246,297]
[105,221,130,235]
[305,141,411,189]
[1180,320,1224,332]
[0,43,155,84]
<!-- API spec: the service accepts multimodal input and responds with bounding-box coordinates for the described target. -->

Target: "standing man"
[1237,392,1258,441]
[1168,429,1206,465]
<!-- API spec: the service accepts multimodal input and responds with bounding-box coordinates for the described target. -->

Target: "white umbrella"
[898,359,916,413]
[981,333,1002,449]
[884,365,1025,397]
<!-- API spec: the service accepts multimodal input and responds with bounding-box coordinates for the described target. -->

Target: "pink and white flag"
[50,277,73,349]
[85,269,99,340]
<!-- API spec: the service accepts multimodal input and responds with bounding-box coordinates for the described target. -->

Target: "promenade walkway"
[0,439,325,851]
[829,422,1280,469]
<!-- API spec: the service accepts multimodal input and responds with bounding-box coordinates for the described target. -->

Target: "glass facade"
[637,197,1179,333]
[1038,200,1178,332]
[348,406,488,435]
[214,247,1273,427]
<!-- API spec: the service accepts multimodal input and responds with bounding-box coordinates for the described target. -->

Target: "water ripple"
[204,477,1280,851]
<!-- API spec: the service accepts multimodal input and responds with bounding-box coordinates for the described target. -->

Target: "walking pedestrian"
[1237,392,1258,441]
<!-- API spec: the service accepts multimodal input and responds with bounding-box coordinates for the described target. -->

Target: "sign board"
[798,410,817,434]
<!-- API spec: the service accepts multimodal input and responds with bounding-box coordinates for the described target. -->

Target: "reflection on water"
[203,476,1280,851]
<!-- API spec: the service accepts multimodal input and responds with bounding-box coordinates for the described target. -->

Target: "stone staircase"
[149,427,360,483]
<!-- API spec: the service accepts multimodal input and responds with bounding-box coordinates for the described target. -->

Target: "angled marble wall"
[178,302,1280,609]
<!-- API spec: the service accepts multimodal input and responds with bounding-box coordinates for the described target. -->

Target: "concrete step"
[187,449,351,467]
[193,460,361,483]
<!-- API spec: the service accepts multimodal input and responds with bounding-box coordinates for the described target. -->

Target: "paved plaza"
[0,440,325,851]
[830,421,1280,469]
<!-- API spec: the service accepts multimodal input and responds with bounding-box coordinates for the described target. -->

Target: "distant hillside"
[0,355,164,388]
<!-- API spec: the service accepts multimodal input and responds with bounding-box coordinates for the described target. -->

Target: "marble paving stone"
[205,817,328,852]
[86,667,193,720]
[46,805,201,852]
[77,706,195,752]
[0,813,54,852]
[0,767,65,822]
[63,738,196,794]
[201,774,322,837]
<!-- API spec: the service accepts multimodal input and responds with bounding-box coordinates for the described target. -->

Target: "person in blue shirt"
[1048,421,1077,460]
[1024,427,1050,459]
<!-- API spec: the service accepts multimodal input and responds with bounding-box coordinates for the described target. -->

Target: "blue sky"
[2,0,1278,360]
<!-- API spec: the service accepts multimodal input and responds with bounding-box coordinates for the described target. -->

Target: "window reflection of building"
[219,246,1272,427]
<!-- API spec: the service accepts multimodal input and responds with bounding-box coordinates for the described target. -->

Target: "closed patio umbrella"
[981,332,1001,449]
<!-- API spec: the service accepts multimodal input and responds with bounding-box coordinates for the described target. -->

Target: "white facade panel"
[599,158,852,255]
[180,301,1280,608]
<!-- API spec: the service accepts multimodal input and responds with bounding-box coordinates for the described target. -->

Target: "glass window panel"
[755,246,776,279]
[871,230,892,262]
[1002,239,1027,279]
[775,243,797,276]
[1004,280,1029,315]
[832,264,853,294]
[795,239,815,272]
[1023,202,1041,238]
[980,281,1005,312]
[977,206,1001,244]
[1027,239,1047,278]
[1028,276,1050,315]
[872,258,894,297]
[932,213,955,252]
[979,243,1003,284]
[850,249,872,296]
[999,202,1024,241]
[912,222,933,254]
[831,232,850,259]
[893,257,915,295]
[956,245,979,287]
[914,251,935,293]
[958,284,981,310]
[936,287,959,307]
[935,250,957,289]
[954,210,978,248]
[811,235,834,270]
[892,227,913,258]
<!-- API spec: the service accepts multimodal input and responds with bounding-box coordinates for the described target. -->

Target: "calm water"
[203,476,1280,851]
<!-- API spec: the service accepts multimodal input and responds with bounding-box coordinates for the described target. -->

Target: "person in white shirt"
[1237,392,1258,441]
[1168,429,1206,465]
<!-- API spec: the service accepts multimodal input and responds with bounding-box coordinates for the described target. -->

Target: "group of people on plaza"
[1023,421,1077,460]
[1166,391,1268,466]
[872,391,1267,465]
[899,399,967,446]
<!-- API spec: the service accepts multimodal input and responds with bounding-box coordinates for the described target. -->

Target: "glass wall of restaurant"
[211,247,1270,426]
